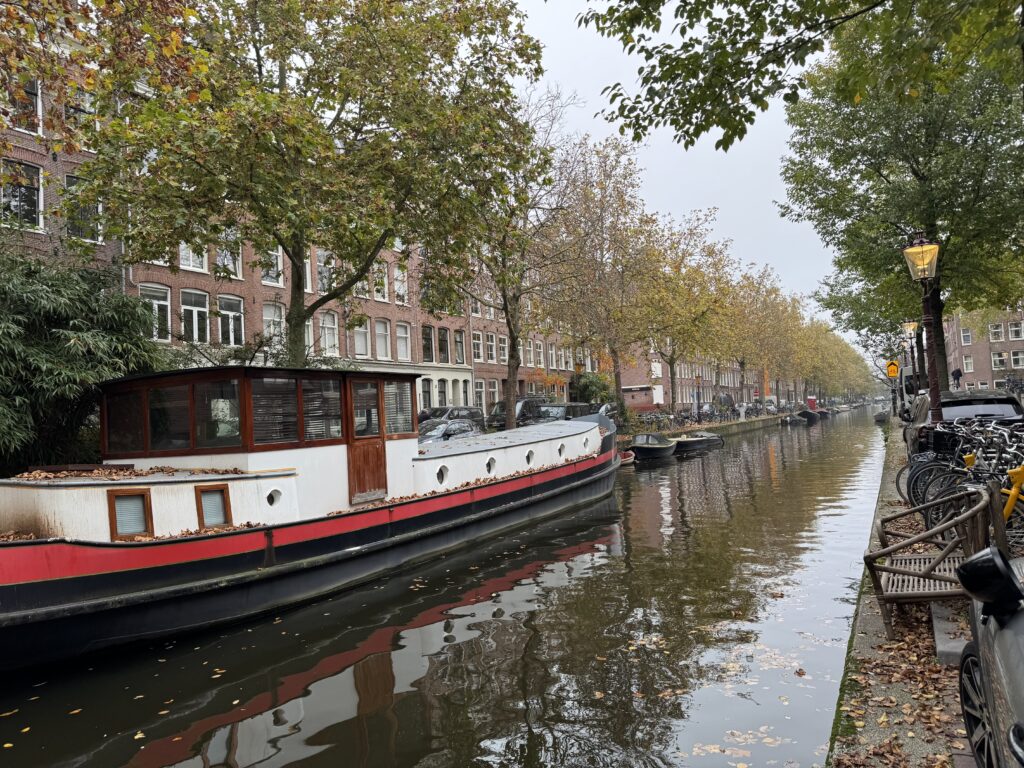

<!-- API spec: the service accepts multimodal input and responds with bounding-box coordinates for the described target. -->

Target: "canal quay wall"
[827,421,974,768]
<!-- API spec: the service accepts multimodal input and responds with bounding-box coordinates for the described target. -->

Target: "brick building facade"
[943,310,1024,392]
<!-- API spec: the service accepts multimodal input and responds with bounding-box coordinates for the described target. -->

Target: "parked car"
[536,402,592,423]
[903,390,1024,455]
[485,397,546,431]
[417,418,483,445]
[591,402,619,419]
[416,406,485,430]
[957,546,1024,768]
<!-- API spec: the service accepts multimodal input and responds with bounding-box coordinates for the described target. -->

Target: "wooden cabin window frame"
[101,368,420,459]
[194,483,233,529]
[106,488,154,541]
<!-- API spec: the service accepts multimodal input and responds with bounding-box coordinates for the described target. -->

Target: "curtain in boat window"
[384,381,413,434]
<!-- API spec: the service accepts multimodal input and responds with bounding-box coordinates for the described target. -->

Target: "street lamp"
[695,373,703,424]
[902,235,943,424]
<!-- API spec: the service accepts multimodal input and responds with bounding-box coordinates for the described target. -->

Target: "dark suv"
[485,397,547,431]
[903,390,1024,455]
[416,406,485,431]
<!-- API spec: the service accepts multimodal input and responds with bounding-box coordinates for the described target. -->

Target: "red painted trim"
[0,449,615,587]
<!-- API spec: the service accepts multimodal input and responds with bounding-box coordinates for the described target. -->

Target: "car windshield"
[420,422,448,438]
[942,401,1022,420]
[538,405,565,418]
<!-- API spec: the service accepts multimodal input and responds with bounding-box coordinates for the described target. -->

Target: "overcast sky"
[517,0,833,302]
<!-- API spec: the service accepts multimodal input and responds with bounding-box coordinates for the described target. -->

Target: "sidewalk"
[827,424,973,768]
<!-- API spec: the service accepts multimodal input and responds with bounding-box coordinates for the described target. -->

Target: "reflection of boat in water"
[0,366,618,671]
[0,498,622,768]
[629,433,677,460]
[673,431,725,455]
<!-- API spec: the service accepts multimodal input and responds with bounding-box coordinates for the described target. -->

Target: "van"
[485,397,546,431]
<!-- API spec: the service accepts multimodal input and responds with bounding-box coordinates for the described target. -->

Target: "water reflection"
[0,413,883,768]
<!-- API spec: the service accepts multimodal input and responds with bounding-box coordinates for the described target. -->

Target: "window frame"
[64,174,102,242]
[353,318,371,359]
[261,247,284,287]
[217,295,245,347]
[179,243,208,273]
[421,325,435,363]
[472,331,483,362]
[1010,322,1023,341]
[1012,351,1024,369]
[992,351,1008,371]
[438,328,450,364]
[961,328,972,346]
[11,79,42,135]
[1,160,43,230]
[394,264,408,305]
[106,488,154,541]
[373,263,389,302]
[181,289,210,344]
[194,483,233,529]
[962,354,974,373]
[320,311,340,357]
[375,318,392,360]
[140,283,172,343]
[396,322,412,361]
[454,330,466,365]
[262,302,285,346]
[989,324,1005,343]
[486,333,497,363]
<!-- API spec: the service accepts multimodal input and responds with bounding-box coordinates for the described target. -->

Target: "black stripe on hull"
[0,456,618,671]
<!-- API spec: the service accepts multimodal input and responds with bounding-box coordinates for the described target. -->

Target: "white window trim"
[261,247,284,287]
[261,302,285,347]
[961,328,972,346]
[989,324,1005,343]
[353,318,371,359]
[64,174,103,243]
[962,354,974,373]
[373,264,389,303]
[394,265,409,305]
[486,333,497,364]
[303,258,313,294]
[12,80,42,137]
[217,295,245,347]
[180,289,210,343]
[1012,351,1024,369]
[396,322,412,361]
[1010,322,1023,341]
[472,331,483,362]
[140,283,172,344]
[1,160,44,231]
[375,319,392,360]
[319,311,340,357]
[992,352,1008,370]
[179,243,208,274]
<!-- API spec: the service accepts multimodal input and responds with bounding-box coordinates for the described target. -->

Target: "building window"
[394,264,408,304]
[990,324,1005,343]
[488,379,498,407]
[396,322,411,361]
[316,249,334,294]
[64,88,95,142]
[303,258,312,293]
[961,328,972,345]
[195,485,232,529]
[421,325,435,363]
[535,340,544,369]
[353,318,370,358]
[214,231,241,278]
[178,242,207,272]
[140,285,171,342]
[978,381,990,390]
[549,344,556,369]
[11,79,40,133]
[471,297,481,316]
[486,333,497,363]
[472,331,483,362]
[966,382,976,391]
[262,303,285,345]
[995,380,1008,390]
[963,354,974,373]
[217,296,244,346]
[1,160,42,229]
[454,331,466,365]
[1011,322,1023,341]
[474,380,484,409]
[438,379,448,407]
[181,290,209,343]
[107,489,153,540]
[261,247,283,286]
[525,338,534,367]
[320,312,339,356]
[373,263,389,302]
[462,380,469,406]
[438,328,451,364]
[375,319,391,359]
[64,175,101,241]
[304,318,313,353]
[992,352,1008,370]
[421,379,432,409]
[1013,351,1024,369]
[354,276,369,298]
[499,336,508,364]
[484,293,495,320]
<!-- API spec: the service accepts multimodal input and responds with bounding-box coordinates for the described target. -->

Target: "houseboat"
[0,366,619,670]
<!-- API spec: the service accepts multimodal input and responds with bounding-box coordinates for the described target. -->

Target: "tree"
[0,241,163,474]
[783,51,1024,388]
[580,0,1023,149]
[642,212,735,410]
[546,138,661,405]
[77,0,542,366]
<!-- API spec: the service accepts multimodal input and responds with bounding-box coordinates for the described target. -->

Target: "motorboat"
[629,433,677,461]
[673,431,725,455]
[798,409,819,425]
[619,449,635,467]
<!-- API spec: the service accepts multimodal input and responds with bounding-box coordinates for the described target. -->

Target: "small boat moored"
[619,449,636,467]
[629,433,677,461]
[798,409,820,425]
[673,431,725,455]
[873,411,890,424]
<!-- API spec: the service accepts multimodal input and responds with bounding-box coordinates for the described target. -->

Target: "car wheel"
[960,641,1000,768]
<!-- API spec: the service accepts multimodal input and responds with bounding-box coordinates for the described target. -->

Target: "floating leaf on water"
[68,709,82,715]
[133,731,145,740]
[0,710,17,718]
[593,691,605,699]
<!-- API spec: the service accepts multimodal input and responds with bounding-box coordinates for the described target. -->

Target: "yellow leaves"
[133,731,145,740]
[592,691,605,699]
[67,708,82,715]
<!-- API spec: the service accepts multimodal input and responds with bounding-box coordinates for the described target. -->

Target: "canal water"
[0,412,885,768]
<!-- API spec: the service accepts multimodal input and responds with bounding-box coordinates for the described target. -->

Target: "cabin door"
[347,379,387,504]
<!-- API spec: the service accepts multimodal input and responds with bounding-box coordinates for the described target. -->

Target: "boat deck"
[0,469,295,488]
[415,421,598,460]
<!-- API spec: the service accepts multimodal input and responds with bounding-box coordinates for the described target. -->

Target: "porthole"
[526,450,535,466]
[558,443,565,457]
[486,456,496,475]
[437,465,449,485]
[266,489,282,507]
[584,437,590,449]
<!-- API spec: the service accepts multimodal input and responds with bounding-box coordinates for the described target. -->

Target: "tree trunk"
[667,355,678,410]
[610,348,624,413]
[738,359,746,403]
[505,317,521,431]
[284,241,309,367]
[915,327,927,393]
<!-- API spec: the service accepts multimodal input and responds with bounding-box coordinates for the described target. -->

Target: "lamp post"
[695,373,703,424]
[902,320,919,396]
[902,236,943,424]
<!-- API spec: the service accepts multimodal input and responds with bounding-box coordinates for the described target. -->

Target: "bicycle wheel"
[908,462,948,506]
[895,463,911,502]
[923,469,968,505]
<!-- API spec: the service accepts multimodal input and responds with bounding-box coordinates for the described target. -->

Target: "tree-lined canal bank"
[0,413,884,767]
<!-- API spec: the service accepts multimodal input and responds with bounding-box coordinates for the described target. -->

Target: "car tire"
[960,641,1000,768]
